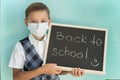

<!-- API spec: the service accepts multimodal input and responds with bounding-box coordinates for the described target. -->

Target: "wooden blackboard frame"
[43,23,108,75]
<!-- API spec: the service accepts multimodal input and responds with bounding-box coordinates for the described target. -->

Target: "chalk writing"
[56,32,87,44]
[56,31,103,46]
[51,46,89,59]
[91,58,100,67]
[90,35,103,46]
[48,31,104,67]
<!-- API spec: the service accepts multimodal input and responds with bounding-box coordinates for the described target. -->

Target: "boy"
[9,2,84,80]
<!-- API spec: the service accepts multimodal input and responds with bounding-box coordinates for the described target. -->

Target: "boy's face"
[25,10,51,40]
[25,10,51,26]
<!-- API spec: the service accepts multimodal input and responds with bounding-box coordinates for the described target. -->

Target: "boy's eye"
[30,20,47,23]
[41,20,47,23]
[31,20,37,23]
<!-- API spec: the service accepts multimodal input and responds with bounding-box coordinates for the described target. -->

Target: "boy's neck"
[32,34,44,41]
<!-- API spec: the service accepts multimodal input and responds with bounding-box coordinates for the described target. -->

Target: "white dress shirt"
[9,34,46,69]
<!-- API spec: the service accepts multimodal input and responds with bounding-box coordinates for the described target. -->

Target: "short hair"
[25,2,50,19]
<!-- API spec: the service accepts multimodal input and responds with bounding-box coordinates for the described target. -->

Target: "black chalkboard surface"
[43,23,108,74]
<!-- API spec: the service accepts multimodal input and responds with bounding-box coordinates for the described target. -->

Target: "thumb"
[48,63,57,67]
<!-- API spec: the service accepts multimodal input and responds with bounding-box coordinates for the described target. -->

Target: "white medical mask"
[28,22,49,37]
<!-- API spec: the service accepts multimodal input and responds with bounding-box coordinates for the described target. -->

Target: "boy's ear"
[24,19,28,26]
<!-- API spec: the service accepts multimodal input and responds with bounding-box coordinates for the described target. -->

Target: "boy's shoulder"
[20,37,29,42]
[19,36,30,45]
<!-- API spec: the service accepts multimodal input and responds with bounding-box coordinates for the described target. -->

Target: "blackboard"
[43,23,108,74]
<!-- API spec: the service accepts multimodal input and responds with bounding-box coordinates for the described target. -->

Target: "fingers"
[71,68,84,77]
[72,68,78,76]
[43,63,63,74]
[81,70,84,76]
[54,69,63,74]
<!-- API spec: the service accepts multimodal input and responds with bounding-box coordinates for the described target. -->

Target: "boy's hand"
[70,68,84,77]
[40,63,63,75]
